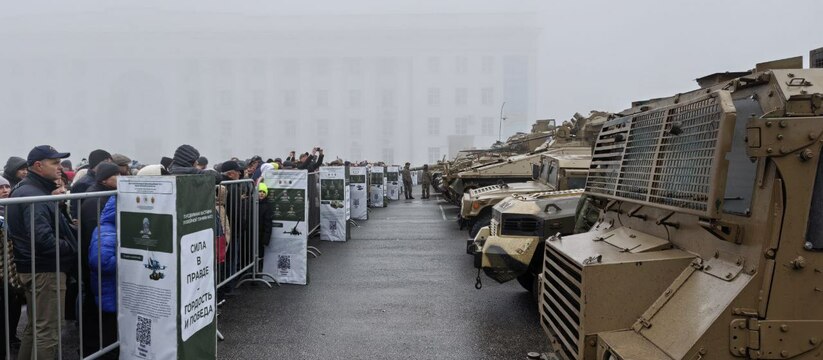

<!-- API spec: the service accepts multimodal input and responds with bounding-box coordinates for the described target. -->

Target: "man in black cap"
[6,145,76,360]
[168,144,221,183]
[77,162,120,356]
[3,156,28,189]
[195,156,209,170]
[71,149,112,194]
[220,160,242,181]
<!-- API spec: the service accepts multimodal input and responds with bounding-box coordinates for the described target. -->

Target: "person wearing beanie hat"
[70,149,113,215]
[195,156,208,170]
[257,181,273,270]
[168,145,221,184]
[3,156,28,189]
[111,154,132,176]
[220,160,242,181]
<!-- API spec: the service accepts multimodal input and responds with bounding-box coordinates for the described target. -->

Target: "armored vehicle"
[447,112,607,205]
[471,188,592,294]
[458,112,607,235]
[536,58,823,360]
[460,148,591,238]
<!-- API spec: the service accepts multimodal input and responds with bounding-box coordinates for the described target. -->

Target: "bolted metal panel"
[586,91,736,218]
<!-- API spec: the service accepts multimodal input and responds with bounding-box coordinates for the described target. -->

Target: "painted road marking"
[439,205,447,221]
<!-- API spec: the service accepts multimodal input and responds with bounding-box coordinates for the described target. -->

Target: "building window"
[383,118,395,136]
[427,57,440,73]
[482,117,495,136]
[348,90,362,108]
[252,90,265,113]
[455,56,468,74]
[350,118,362,137]
[283,90,297,108]
[455,117,469,135]
[284,120,297,137]
[455,88,468,106]
[343,58,363,75]
[316,90,329,108]
[427,117,440,136]
[481,88,494,106]
[382,148,394,164]
[381,89,395,107]
[427,88,440,106]
[317,118,329,137]
[428,147,441,163]
[481,56,494,73]
[350,142,362,161]
[219,90,233,108]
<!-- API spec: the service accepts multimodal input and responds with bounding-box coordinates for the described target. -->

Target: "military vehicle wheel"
[516,272,535,292]
[469,213,491,239]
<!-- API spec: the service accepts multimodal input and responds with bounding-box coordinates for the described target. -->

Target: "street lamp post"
[498,101,507,142]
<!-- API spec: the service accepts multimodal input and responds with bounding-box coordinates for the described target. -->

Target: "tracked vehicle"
[458,112,606,236]
[537,58,823,360]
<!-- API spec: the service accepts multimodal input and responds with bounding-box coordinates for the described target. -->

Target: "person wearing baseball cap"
[6,145,74,360]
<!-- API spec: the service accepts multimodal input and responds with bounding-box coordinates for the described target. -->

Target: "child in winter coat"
[257,183,273,271]
[88,196,119,353]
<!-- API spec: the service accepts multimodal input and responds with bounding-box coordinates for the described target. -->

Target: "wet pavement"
[217,189,550,359]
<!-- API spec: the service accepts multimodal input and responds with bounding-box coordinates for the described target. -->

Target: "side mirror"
[532,163,541,180]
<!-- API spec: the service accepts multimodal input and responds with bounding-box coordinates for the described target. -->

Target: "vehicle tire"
[516,271,535,292]
[469,213,491,239]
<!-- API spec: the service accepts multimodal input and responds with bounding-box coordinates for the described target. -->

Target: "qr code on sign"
[136,315,152,346]
[277,255,291,271]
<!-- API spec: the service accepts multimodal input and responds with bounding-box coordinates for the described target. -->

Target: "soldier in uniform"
[421,164,432,199]
[402,162,414,199]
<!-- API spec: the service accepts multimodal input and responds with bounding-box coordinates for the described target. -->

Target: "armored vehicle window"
[567,176,586,190]
[806,147,823,250]
[721,99,762,216]
[548,161,559,188]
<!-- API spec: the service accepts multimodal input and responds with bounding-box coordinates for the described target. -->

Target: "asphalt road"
[217,188,550,359]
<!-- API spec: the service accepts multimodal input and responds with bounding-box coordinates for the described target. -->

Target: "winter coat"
[6,172,78,273]
[402,167,412,183]
[89,197,117,313]
[79,183,116,295]
[2,156,27,189]
[297,154,324,172]
[258,198,273,247]
[70,170,96,218]
[422,170,432,185]
[168,165,222,184]
[215,185,230,263]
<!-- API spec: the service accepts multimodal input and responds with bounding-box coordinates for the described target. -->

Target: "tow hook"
[475,268,483,290]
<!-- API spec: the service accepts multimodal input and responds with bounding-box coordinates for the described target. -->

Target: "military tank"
[535,57,823,360]
[458,112,607,236]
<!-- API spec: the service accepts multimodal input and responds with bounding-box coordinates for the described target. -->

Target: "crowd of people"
[0,142,435,359]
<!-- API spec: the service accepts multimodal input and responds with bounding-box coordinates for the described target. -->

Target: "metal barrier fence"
[0,177,277,359]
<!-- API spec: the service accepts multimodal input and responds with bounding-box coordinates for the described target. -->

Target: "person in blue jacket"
[88,196,118,357]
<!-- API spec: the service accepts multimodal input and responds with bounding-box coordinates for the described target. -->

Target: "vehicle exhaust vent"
[585,91,736,217]
[540,244,583,359]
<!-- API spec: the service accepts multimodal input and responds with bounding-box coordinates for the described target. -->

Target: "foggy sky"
[0,0,820,165]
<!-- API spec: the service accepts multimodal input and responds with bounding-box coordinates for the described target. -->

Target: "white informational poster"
[320,167,349,242]
[264,170,309,285]
[412,170,419,186]
[369,166,385,208]
[117,175,216,360]
[387,166,401,200]
[349,167,368,220]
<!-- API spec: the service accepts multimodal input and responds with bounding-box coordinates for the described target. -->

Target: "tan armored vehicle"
[537,58,823,360]
[458,112,607,236]
[471,188,591,294]
[460,148,591,238]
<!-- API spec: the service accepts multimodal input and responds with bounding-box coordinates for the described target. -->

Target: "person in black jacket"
[168,144,222,184]
[70,149,112,218]
[257,183,273,271]
[6,145,75,360]
[2,156,28,189]
[77,162,120,356]
[297,148,324,172]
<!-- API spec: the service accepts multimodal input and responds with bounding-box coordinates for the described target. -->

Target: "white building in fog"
[0,10,540,165]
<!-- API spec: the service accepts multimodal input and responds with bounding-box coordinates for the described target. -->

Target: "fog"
[1,0,820,166]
